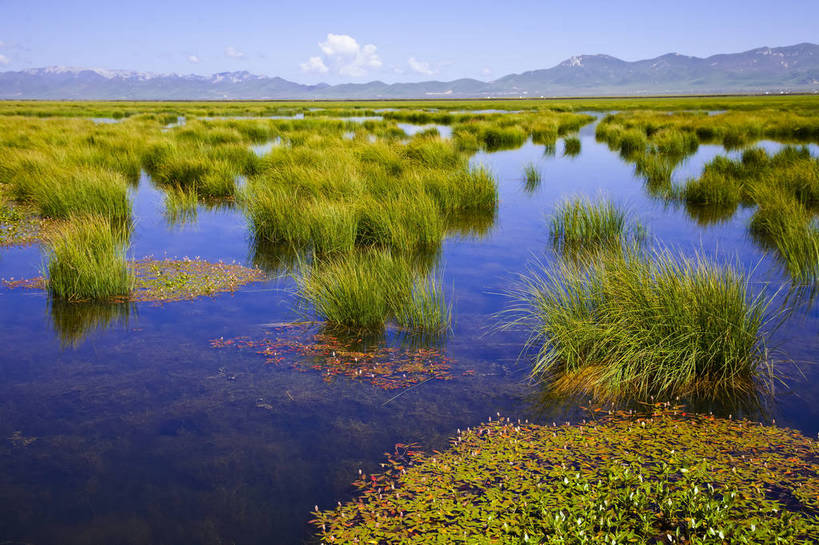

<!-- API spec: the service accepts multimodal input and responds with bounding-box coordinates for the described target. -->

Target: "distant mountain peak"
[2,42,817,99]
[561,56,584,68]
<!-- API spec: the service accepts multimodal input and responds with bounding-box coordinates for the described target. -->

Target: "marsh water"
[1,117,818,544]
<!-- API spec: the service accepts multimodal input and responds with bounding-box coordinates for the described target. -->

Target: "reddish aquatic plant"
[210,324,452,390]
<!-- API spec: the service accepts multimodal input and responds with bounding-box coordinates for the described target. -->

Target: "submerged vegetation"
[314,406,819,544]
[10,257,266,304]
[210,323,453,390]
[509,249,772,401]
[0,185,52,246]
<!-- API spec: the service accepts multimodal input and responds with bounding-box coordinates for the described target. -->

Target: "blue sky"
[0,0,816,82]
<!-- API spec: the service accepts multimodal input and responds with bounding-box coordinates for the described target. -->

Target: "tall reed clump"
[46,215,133,301]
[549,197,644,256]
[509,250,772,400]
[297,250,449,333]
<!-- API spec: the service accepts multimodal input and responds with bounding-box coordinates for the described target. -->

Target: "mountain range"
[1,43,817,100]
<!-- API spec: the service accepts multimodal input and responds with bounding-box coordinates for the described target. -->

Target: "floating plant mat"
[313,405,819,544]
[0,185,53,247]
[210,323,453,390]
[3,258,266,303]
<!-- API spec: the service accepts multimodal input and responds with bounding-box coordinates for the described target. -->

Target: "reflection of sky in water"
[0,117,817,544]
[396,122,453,138]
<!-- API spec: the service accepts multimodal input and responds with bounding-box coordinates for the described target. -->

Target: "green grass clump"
[297,250,449,333]
[595,108,819,150]
[681,168,743,208]
[749,186,819,282]
[549,197,644,256]
[678,147,819,281]
[617,128,648,156]
[244,134,496,257]
[297,250,412,331]
[143,142,239,198]
[394,276,451,334]
[563,136,581,156]
[46,216,133,301]
[510,249,772,400]
[522,162,542,192]
[314,408,819,544]
[2,154,131,221]
[653,128,699,157]
[635,152,676,196]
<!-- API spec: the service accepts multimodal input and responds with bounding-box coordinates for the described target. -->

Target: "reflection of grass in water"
[684,201,740,226]
[506,249,775,402]
[49,298,133,348]
[314,406,819,544]
[162,186,198,227]
[635,152,676,191]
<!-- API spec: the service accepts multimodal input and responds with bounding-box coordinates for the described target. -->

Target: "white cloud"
[319,34,360,57]
[0,54,8,65]
[408,57,435,76]
[303,34,381,78]
[300,56,328,73]
[481,67,492,77]
[225,46,245,59]
[187,55,200,64]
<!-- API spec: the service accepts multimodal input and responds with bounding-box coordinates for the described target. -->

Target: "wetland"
[0,97,817,543]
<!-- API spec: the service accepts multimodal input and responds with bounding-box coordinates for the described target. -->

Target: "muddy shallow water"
[0,117,817,544]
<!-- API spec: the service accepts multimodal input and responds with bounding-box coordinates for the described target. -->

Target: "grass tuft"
[45,215,133,301]
[549,197,644,256]
[508,249,773,400]
[522,162,542,192]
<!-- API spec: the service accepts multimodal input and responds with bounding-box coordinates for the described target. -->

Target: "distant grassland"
[594,108,819,282]
[0,94,817,118]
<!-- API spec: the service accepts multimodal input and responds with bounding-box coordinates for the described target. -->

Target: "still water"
[1,118,817,544]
